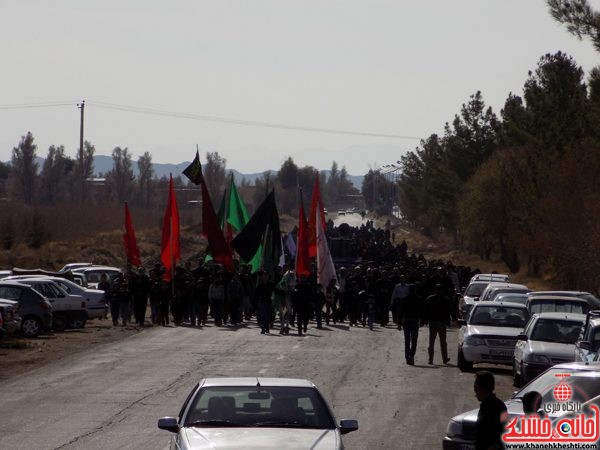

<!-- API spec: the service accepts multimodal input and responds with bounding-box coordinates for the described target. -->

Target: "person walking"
[423,283,454,365]
[254,270,274,334]
[397,284,421,365]
[390,275,410,330]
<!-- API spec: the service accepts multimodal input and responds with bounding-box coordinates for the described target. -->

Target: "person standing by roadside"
[474,371,507,450]
[423,283,454,365]
[398,284,421,365]
[110,273,131,327]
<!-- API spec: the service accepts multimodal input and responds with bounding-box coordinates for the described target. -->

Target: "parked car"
[458,281,489,319]
[0,299,21,337]
[469,273,510,284]
[337,210,345,216]
[493,293,528,306]
[158,377,359,450]
[528,291,600,310]
[73,266,122,289]
[575,310,600,363]
[58,262,93,273]
[0,281,53,337]
[457,301,530,372]
[513,312,585,387]
[443,363,600,449]
[14,278,88,330]
[526,295,590,315]
[5,275,108,320]
[479,282,529,303]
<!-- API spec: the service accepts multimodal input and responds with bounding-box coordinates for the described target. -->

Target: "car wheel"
[512,359,522,388]
[457,347,473,372]
[69,317,87,329]
[52,312,67,331]
[21,316,42,337]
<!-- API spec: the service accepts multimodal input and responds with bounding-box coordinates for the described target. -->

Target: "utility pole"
[78,100,85,203]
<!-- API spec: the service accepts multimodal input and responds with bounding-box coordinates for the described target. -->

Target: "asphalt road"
[0,320,515,450]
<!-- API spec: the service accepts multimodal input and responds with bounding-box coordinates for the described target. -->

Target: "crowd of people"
[99,221,485,365]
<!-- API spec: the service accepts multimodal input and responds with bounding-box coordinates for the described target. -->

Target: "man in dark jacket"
[474,371,507,450]
[398,283,421,365]
[423,283,454,365]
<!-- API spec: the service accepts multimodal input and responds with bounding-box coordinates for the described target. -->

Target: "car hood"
[466,325,523,337]
[527,341,576,358]
[451,399,525,427]
[182,427,339,450]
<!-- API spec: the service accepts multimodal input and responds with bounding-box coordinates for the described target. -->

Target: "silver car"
[158,377,358,450]
[513,312,585,386]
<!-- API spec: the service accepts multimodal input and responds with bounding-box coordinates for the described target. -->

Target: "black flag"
[182,150,203,185]
[232,189,281,263]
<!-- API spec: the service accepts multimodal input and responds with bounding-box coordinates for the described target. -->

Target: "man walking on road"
[397,283,421,365]
[424,283,454,365]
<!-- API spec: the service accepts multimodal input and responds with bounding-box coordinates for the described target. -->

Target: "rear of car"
[0,299,21,337]
[526,295,590,315]
[74,266,121,289]
[47,277,107,320]
[575,310,600,363]
[479,282,529,302]
[0,282,52,337]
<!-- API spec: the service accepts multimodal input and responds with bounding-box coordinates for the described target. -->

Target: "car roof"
[74,266,121,272]
[548,362,600,372]
[471,274,509,281]
[472,301,528,309]
[528,291,591,296]
[200,377,316,388]
[527,295,588,302]
[531,312,586,321]
[485,282,528,289]
[0,280,35,288]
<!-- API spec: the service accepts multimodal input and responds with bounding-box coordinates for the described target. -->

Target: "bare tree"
[203,151,227,201]
[137,152,154,207]
[106,147,134,203]
[9,132,38,204]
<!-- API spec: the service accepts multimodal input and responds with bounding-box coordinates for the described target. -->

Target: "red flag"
[123,202,141,267]
[161,175,180,281]
[200,176,234,271]
[308,176,327,258]
[295,191,310,277]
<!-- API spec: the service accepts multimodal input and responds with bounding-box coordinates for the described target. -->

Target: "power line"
[87,100,421,140]
[0,101,78,110]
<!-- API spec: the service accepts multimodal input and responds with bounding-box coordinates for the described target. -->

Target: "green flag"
[227,177,262,272]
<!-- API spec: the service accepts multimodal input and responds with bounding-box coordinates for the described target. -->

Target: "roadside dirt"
[0,320,142,383]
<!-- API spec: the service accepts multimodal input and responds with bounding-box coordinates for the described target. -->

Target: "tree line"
[395,50,600,291]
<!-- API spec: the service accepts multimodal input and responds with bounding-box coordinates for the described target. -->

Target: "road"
[0,320,515,450]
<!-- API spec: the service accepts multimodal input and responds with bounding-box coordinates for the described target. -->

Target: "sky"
[1,0,599,175]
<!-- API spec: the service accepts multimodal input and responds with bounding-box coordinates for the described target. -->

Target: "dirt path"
[0,320,142,383]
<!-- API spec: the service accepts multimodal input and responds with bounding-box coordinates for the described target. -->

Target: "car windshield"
[530,300,588,315]
[514,369,600,406]
[530,319,583,344]
[469,305,528,328]
[465,283,486,296]
[184,386,336,429]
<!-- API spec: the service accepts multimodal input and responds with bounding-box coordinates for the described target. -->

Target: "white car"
[457,301,530,372]
[479,282,529,302]
[73,266,121,289]
[468,273,510,284]
[575,310,600,363]
[3,275,108,320]
[513,312,585,387]
[158,377,358,450]
[15,278,88,330]
[459,281,488,319]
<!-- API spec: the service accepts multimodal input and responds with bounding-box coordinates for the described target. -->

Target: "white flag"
[285,232,297,257]
[316,208,337,292]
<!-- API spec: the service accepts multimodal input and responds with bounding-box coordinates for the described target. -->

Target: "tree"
[137,152,154,207]
[547,0,600,51]
[203,151,227,201]
[8,132,38,204]
[39,145,74,204]
[70,141,95,203]
[277,157,299,190]
[106,147,134,203]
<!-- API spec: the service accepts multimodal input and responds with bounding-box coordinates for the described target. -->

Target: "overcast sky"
[1,0,599,175]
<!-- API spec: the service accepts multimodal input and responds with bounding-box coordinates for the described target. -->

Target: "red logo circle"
[553,383,572,402]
